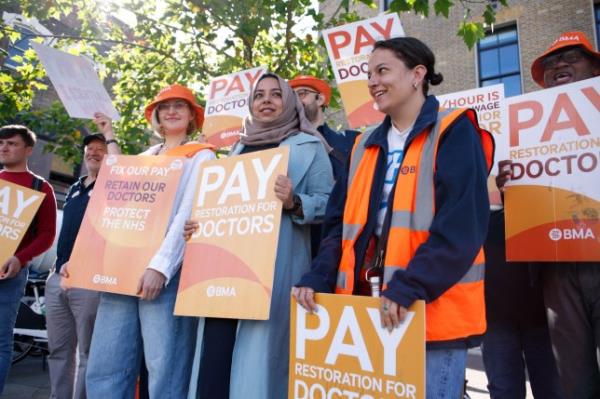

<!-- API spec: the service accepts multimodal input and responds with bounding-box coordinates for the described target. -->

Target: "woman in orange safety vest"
[294,37,494,399]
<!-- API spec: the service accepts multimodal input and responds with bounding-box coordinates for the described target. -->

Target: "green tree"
[0,0,507,164]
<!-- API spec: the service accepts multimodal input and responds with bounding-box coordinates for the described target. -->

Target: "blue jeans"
[426,348,467,399]
[0,267,28,394]
[86,271,197,399]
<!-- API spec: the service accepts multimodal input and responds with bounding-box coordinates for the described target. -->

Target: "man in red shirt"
[0,125,56,394]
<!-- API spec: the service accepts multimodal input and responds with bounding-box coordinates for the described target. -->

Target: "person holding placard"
[185,73,333,399]
[495,31,600,399]
[0,125,57,395]
[294,37,494,398]
[80,84,216,399]
[45,133,107,399]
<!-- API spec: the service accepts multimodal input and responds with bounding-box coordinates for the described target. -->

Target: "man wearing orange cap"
[289,75,359,181]
[289,76,360,257]
[289,75,359,257]
[495,31,600,398]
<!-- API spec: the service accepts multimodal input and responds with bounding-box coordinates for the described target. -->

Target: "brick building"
[322,0,598,98]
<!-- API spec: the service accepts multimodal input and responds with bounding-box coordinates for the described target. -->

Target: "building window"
[478,27,522,97]
[4,25,38,69]
[595,3,600,49]
[2,13,53,69]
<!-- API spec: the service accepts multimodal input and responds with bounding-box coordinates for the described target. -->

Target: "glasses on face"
[541,48,585,70]
[295,89,319,99]
[157,100,189,113]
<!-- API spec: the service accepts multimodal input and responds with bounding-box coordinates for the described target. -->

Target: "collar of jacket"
[364,95,440,150]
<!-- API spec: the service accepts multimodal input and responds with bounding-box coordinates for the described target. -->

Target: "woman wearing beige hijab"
[186,73,333,398]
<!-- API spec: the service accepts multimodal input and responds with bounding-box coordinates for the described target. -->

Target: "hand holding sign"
[93,112,116,140]
[136,269,167,301]
[0,256,22,280]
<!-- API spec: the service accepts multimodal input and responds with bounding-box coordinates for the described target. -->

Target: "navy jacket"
[298,96,490,338]
[55,177,95,272]
[318,123,359,181]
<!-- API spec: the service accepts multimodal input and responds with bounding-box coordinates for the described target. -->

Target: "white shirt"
[376,124,412,236]
[147,149,216,284]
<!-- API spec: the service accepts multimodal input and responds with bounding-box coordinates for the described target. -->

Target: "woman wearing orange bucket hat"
[80,84,216,399]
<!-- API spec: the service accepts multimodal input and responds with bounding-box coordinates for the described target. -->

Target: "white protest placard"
[437,84,507,207]
[32,42,120,121]
[322,14,404,128]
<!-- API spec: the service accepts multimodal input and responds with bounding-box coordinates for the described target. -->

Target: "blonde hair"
[150,102,197,137]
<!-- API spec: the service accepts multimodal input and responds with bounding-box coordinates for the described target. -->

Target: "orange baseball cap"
[531,31,600,87]
[289,75,332,106]
[144,84,205,129]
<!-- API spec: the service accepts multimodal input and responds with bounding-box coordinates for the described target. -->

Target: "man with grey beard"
[289,75,359,257]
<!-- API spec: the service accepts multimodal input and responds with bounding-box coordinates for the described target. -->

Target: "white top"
[376,124,411,236]
[146,148,215,284]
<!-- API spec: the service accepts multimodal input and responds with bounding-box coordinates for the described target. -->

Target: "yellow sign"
[175,147,289,319]
[0,180,45,263]
[289,294,425,399]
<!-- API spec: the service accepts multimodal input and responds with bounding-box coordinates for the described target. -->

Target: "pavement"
[2,347,532,398]
[1,356,50,399]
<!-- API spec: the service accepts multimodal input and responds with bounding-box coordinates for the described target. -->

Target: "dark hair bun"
[428,72,443,86]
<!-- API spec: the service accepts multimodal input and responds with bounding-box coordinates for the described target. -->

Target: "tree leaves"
[433,0,453,18]
[0,0,506,163]
[457,21,485,50]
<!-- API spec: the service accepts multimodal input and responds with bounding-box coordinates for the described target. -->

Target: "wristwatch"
[105,139,118,146]
[290,194,302,213]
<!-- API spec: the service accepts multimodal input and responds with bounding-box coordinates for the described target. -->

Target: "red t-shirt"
[0,170,57,267]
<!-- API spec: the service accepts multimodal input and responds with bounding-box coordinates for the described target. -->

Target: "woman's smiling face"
[251,77,284,122]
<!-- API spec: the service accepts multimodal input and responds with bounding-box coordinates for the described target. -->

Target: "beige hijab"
[241,73,332,153]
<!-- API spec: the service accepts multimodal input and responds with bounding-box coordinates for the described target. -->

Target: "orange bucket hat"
[531,31,600,87]
[289,75,332,106]
[144,84,205,129]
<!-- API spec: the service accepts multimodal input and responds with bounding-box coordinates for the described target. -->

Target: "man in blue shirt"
[46,133,107,399]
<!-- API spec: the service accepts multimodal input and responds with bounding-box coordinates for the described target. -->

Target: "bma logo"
[206,285,237,297]
[548,228,595,241]
[92,274,118,285]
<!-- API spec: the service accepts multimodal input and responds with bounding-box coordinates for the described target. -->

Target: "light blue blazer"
[188,132,334,399]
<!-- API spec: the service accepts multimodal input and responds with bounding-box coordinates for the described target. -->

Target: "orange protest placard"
[289,294,425,399]
[505,77,600,261]
[0,180,45,264]
[66,154,185,295]
[203,67,266,148]
[175,147,289,319]
[323,14,404,128]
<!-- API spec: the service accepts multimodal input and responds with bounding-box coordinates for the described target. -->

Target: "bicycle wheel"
[12,335,34,364]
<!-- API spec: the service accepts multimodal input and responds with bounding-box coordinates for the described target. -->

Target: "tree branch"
[274,0,296,74]
[0,26,182,65]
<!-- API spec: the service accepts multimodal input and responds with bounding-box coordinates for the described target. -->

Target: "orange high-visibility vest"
[165,143,216,157]
[336,108,494,342]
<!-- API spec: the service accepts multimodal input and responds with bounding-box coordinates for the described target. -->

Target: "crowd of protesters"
[0,30,599,399]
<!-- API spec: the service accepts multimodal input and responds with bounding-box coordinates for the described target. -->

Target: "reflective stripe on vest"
[336,108,493,342]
